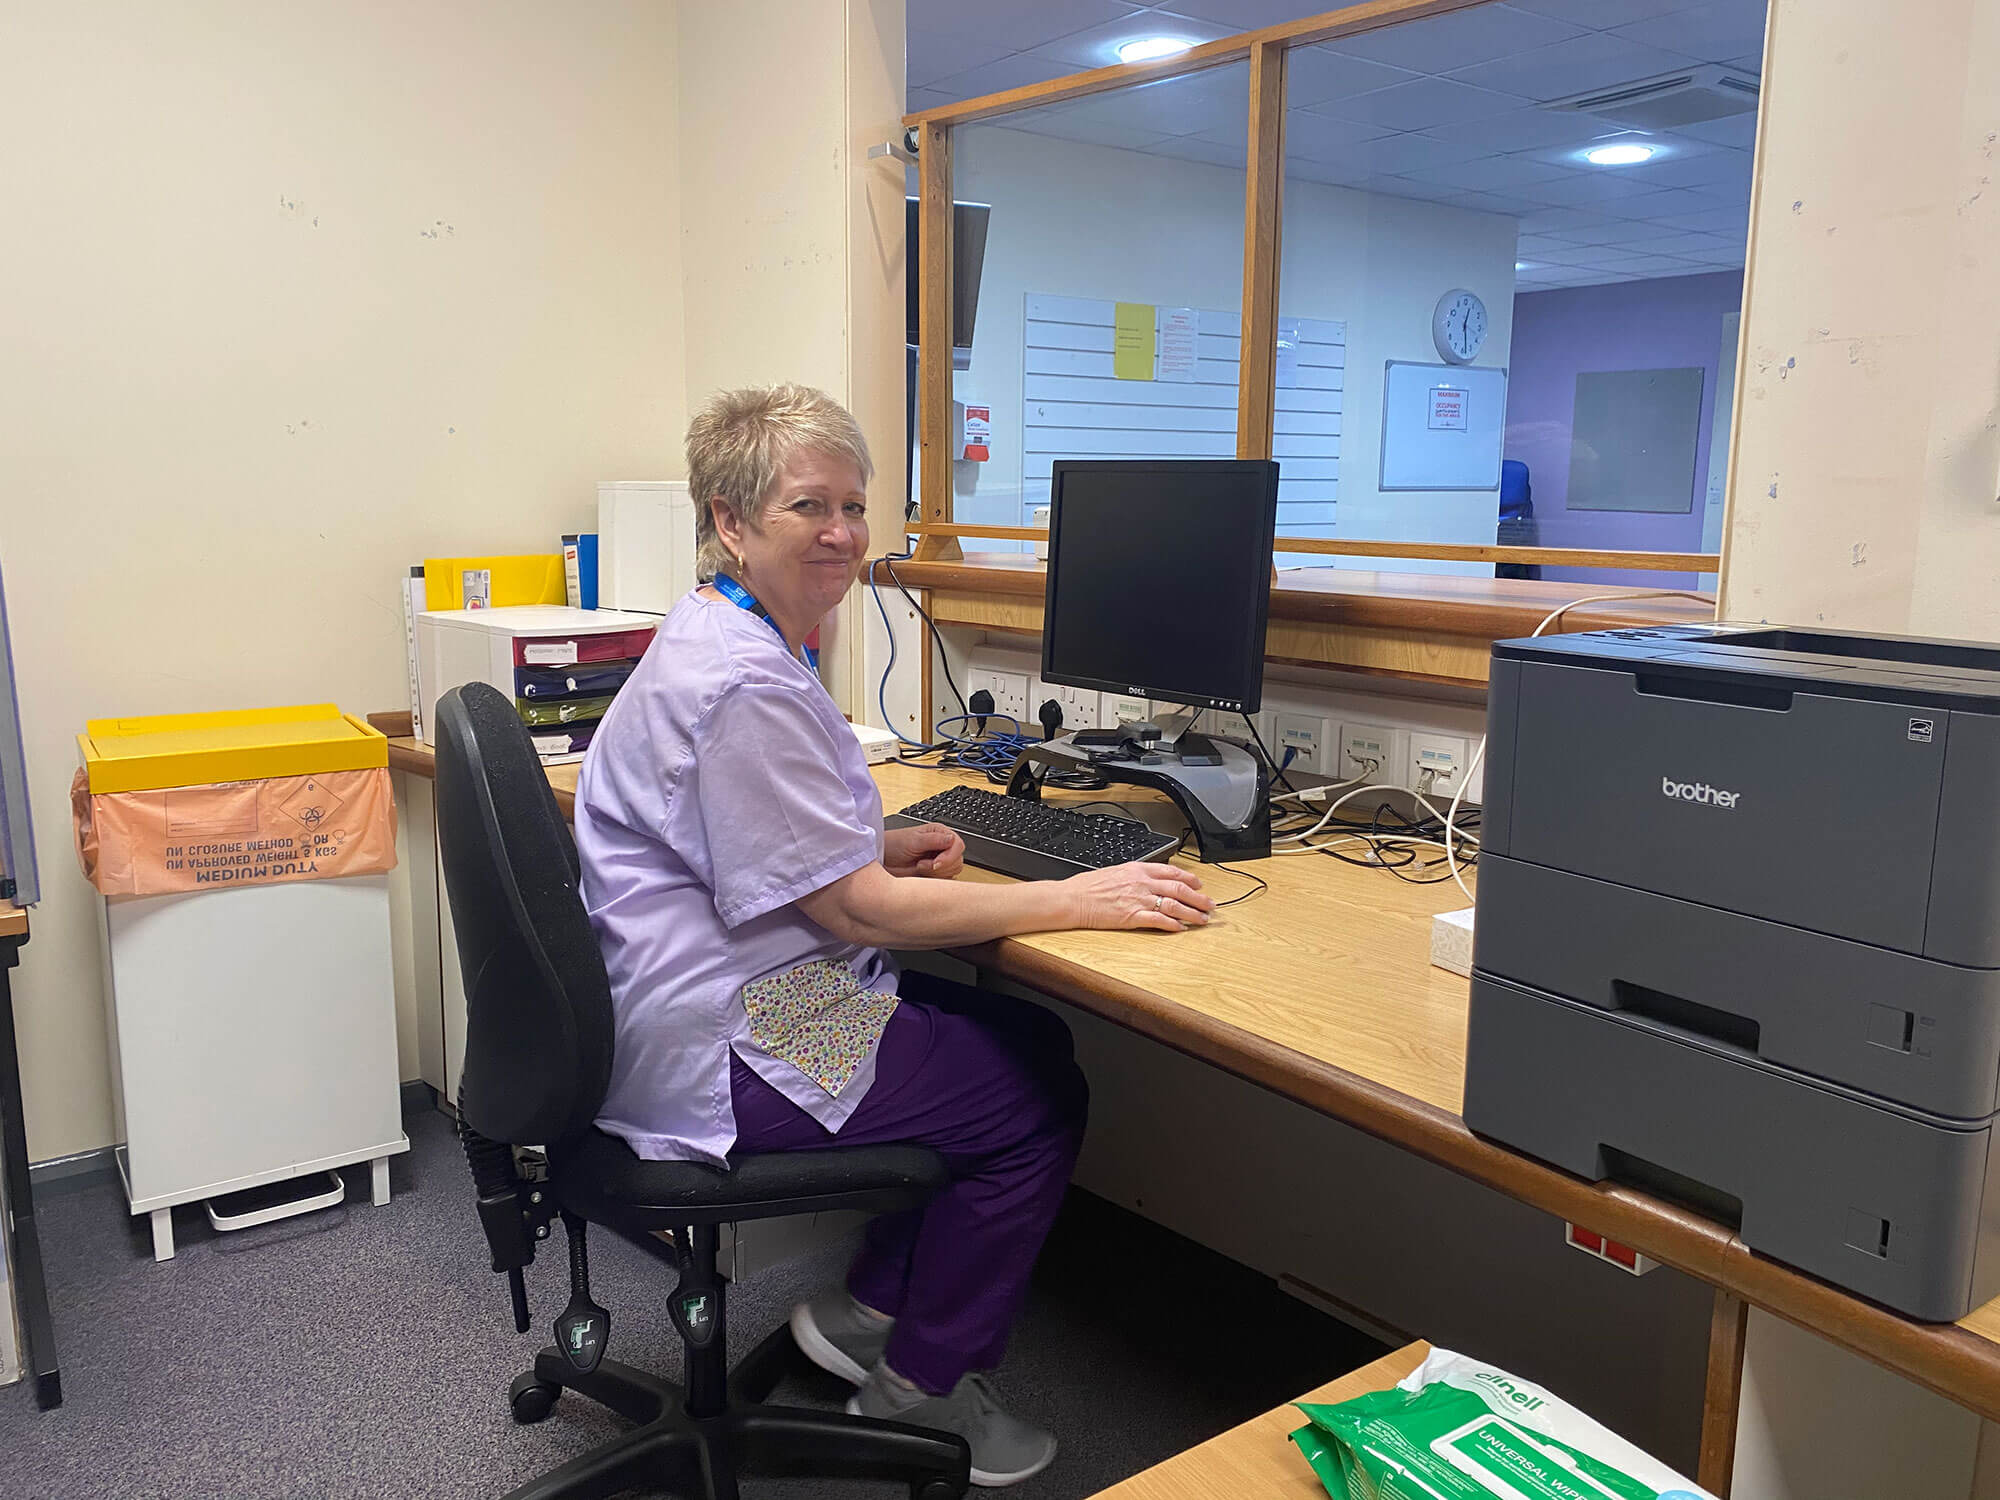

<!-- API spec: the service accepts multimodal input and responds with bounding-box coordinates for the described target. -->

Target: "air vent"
[1543,65,1760,131]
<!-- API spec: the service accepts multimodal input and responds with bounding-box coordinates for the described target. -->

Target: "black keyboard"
[886,785,1181,882]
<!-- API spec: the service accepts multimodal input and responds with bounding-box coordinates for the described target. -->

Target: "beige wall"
[1721,0,2000,633]
[0,2,687,1160]
[676,0,909,714]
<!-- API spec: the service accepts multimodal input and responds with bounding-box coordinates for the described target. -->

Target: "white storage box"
[415,605,658,748]
[598,480,695,615]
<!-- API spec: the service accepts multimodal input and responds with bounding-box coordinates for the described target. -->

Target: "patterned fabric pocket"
[740,958,899,1097]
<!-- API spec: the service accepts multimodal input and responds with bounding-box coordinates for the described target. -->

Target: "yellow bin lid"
[78,703,388,794]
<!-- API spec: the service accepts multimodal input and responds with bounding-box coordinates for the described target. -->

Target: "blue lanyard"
[712,573,818,673]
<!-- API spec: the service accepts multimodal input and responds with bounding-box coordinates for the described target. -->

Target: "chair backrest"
[433,683,614,1146]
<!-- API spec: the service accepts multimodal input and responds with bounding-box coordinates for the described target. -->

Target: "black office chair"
[433,682,970,1500]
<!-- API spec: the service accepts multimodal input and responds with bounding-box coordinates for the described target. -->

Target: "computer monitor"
[1040,459,1279,718]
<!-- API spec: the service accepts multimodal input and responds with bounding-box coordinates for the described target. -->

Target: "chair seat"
[550,1129,950,1228]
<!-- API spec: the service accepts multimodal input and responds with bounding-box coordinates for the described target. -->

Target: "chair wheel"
[510,1371,561,1424]
[913,1481,964,1500]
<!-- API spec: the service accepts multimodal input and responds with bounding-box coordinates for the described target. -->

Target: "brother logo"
[1661,777,1741,809]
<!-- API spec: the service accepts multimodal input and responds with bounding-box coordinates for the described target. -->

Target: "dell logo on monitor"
[1661,777,1741,809]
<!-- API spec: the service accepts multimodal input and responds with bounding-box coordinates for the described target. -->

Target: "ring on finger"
[1151,893,1163,910]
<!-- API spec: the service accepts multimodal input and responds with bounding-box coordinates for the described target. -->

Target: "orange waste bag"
[73,766,398,897]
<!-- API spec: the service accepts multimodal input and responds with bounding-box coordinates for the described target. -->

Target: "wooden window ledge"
[884,553,1714,687]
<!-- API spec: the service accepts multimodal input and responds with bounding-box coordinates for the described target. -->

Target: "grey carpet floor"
[1,1102,1382,1499]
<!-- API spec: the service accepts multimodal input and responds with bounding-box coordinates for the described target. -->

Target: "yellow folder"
[423,554,568,611]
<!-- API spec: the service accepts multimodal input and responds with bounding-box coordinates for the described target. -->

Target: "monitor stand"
[1005,731,1271,862]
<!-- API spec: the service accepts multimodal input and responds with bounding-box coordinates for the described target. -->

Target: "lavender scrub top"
[573,588,897,1164]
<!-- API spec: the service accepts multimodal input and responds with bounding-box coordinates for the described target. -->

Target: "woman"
[574,384,1214,1487]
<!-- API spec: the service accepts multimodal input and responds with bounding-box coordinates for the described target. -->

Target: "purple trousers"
[730,970,1088,1395]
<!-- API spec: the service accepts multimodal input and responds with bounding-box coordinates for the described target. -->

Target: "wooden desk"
[376,719,2000,1480]
[892,554,1715,689]
[0,901,25,940]
[1092,1341,1429,1500]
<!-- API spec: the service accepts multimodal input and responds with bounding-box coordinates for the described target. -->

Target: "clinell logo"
[1662,777,1740,809]
[1471,1370,1547,1413]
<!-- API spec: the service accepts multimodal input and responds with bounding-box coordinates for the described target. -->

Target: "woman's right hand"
[1063,862,1217,933]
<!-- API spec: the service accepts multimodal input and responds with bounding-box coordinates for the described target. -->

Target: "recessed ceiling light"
[1585,143,1656,166]
[1118,35,1194,64]
[1515,261,1534,271]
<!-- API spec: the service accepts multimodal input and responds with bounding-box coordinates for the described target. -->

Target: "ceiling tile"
[925,52,1082,101]
[1515,232,1585,256]
[1583,251,1710,273]
[1343,132,1495,174]
[1654,206,1754,233]
[1676,244,1748,264]
[1030,10,1237,67]
[1318,77,1527,131]
[1284,45,1422,108]
[907,86,956,111]
[1396,153,1574,192]
[1050,68,1249,137]
[1676,113,1759,148]
[1149,135,1255,168]
[1159,0,1340,27]
[1516,171,1667,207]
[1606,185,1739,217]
[1635,230,1739,256]
[908,0,1147,51]
[1365,175,1467,203]
[1448,33,1704,102]
[1286,157,1364,186]
[1610,1,1767,64]
[1517,205,1621,233]
[1548,216,1691,245]
[1282,112,1397,160]
[1441,189,1552,216]
[1522,243,1622,266]
[1506,0,1699,27]
[1626,148,1751,190]
[908,29,1018,87]
[1323,4,1584,74]
[1727,51,1764,71]
[1422,106,1626,153]
[1008,115,1174,151]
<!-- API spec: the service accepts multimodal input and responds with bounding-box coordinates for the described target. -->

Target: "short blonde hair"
[685,384,875,582]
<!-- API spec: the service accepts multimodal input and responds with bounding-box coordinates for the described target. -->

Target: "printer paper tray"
[1474,854,2000,1120]
[1464,975,2000,1321]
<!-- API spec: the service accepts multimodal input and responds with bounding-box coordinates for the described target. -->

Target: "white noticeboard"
[1380,360,1507,492]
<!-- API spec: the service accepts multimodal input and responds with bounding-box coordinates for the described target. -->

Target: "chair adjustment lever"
[554,1209,610,1374]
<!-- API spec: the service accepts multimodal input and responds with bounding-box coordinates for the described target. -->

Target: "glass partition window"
[940,64,1252,553]
[1271,1,1765,584]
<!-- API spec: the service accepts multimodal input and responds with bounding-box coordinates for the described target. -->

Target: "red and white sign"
[961,404,991,461]
[1428,385,1468,431]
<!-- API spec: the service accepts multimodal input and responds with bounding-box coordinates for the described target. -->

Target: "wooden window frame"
[903,0,1723,576]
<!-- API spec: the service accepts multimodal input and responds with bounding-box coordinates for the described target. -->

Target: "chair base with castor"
[496,1221,967,1500]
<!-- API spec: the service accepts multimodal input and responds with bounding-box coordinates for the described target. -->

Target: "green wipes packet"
[1290,1348,1717,1500]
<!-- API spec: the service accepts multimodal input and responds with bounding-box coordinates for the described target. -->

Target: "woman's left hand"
[884,822,966,880]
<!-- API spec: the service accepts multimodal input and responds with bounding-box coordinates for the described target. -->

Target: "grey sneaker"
[789,1289,892,1386]
[847,1367,1057,1488]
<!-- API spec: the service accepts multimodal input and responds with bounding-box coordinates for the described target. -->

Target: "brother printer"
[1463,624,2000,1320]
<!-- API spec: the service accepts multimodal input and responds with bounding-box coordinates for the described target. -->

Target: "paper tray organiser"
[414,605,659,752]
[1464,975,2000,1322]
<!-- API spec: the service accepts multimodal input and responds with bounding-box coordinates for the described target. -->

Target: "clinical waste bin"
[72,703,409,1261]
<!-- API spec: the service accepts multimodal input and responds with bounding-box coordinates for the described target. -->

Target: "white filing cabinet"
[100,873,409,1260]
